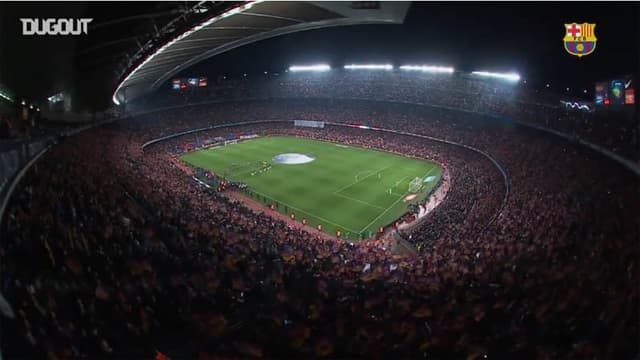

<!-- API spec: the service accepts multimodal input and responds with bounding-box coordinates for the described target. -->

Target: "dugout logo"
[20,18,93,36]
[563,22,597,57]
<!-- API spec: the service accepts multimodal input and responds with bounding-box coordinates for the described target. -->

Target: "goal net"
[408,177,423,193]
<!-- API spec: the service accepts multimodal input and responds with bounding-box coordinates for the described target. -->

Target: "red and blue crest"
[564,23,597,57]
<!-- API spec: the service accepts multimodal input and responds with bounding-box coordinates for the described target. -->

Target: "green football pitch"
[180,136,442,240]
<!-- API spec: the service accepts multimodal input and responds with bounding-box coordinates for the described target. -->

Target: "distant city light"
[566,87,570,91]
[399,65,454,73]
[583,89,587,93]
[29,104,34,109]
[546,84,550,88]
[344,64,393,70]
[472,71,521,82]
[21,100,26,106]
[264,71,268,74]
[288,64,331,72]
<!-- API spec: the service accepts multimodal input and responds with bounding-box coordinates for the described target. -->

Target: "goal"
[408,177,423,193]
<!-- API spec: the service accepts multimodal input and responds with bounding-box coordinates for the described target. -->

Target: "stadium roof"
[112,1,410,105]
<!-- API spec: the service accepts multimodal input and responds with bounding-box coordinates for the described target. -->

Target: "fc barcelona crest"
[564,23,597,57]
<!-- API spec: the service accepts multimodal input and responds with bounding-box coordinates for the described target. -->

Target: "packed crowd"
[1,98,638,359]
[0,114,14,139]
[135,71,637,160]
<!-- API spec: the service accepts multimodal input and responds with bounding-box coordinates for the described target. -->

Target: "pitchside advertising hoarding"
[294,120,325,128]
[594,75,635,106]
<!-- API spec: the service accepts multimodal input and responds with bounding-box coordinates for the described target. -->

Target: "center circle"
[272,153,315,165]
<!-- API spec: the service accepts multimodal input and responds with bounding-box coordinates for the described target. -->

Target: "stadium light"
[471,71,521,82]
[0,91,12,103]
[344,64,393,70]
[399,65,454,73]
[111,0,266,105]
[288,64,331,72]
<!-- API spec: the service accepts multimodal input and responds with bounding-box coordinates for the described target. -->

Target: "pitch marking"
[359,165,438,234]
[334,165,392,194]
[334,192,386,210]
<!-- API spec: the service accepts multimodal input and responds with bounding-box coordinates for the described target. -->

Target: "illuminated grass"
[181,136,442,240]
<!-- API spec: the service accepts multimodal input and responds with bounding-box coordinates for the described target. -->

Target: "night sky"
[187,3,639,95]
[0,2,638,110]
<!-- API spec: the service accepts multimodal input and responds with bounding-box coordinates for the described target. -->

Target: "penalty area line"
[334,164,392,194]
[359,166,438,234]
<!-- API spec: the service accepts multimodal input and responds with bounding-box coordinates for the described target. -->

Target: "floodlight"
[344,64,393,70]
[471,71,521,82]
[0,92,12,103]
[399,65,454,73]
[288,64,331,72]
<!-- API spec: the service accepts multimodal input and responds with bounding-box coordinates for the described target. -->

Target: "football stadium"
[0,2,638,359]
[181,135,443,239]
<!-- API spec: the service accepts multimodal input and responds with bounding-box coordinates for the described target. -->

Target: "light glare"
[472,71,520,82]
[288,64,331,72]
[399,65,454,73]
[0,92,12,103]
[344,64,393,70]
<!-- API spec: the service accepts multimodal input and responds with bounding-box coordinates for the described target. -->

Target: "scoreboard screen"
[624,77,635,105]
[594,82,607,105]
[610,80,625,105]
[171,77,208,90]
[595,75,634,106]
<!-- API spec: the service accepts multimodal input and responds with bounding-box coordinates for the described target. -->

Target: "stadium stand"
[133,72,637,163]
[1,90,638,358]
